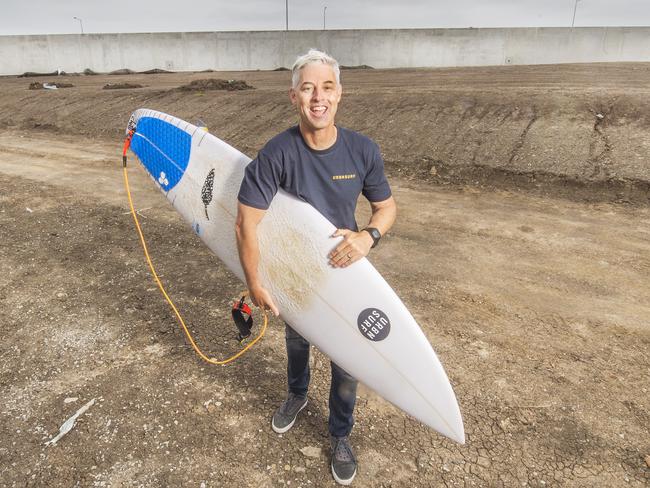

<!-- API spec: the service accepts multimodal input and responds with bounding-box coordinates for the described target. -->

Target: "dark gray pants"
[285,323,358,437]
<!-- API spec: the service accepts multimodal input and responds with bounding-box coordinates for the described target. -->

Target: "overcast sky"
[1,0,649,35]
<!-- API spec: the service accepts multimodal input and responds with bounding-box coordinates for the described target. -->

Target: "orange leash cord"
[122,131,267,365]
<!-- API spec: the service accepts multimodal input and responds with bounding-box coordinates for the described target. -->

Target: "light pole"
[571,0,582,28]
[323,6,327,30]
[285,0,289,31]
[73,16,84,34]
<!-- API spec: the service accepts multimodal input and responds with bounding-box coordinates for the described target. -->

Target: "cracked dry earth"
[0,130,648,487]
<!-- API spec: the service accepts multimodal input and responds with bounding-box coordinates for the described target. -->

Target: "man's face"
[289,63,342,132]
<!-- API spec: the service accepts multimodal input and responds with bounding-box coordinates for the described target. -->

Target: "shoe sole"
[271,398,308,434]
[331,462,357,486]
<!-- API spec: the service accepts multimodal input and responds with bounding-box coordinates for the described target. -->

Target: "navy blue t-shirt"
[238,126,392,231]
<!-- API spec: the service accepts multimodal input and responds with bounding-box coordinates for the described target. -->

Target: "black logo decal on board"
[357,308,391,341]
[201,168,215,219]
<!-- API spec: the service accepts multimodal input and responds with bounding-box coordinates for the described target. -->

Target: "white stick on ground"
[45,398,96,446]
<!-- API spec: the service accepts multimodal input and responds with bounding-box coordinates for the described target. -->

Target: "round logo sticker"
[357,308,391,341]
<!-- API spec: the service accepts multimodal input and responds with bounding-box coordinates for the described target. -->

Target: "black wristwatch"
[363,227,382,248]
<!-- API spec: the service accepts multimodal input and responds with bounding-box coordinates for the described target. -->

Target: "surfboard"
[126,108,464,444]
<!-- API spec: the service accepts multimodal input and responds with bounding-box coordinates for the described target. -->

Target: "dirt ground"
[0,65,649,487]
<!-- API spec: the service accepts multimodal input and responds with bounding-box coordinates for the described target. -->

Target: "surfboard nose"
[428,395,465,444]
[447,414,465,445]
[448,399,465,444]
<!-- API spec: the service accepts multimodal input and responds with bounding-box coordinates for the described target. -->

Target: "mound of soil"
[1,64,649,202]
[140,68,173,74]
[341,64,374,70]
[83,68,98,75]
[176,78,254,91]
[108,69,136,75]
[102,83,143,90]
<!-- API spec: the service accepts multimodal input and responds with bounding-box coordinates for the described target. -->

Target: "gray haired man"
[235,49,397,485]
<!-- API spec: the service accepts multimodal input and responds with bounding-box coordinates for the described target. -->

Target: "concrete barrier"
[1,27,649,75]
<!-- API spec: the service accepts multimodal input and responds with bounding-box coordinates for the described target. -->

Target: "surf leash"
[121,131,267,365]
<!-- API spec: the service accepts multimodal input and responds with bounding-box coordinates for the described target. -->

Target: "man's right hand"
[249,285,280,317]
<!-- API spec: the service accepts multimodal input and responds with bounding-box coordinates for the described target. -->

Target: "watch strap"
[363,227,381,248]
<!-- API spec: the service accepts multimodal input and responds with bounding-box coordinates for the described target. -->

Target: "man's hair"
[291,49,341,88]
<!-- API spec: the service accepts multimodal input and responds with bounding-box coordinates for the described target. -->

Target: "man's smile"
[310,105,328,117]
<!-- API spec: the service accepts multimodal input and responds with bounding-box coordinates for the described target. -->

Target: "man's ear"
[289,88,297,106]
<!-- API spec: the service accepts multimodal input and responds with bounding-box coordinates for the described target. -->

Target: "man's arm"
[365,195,397,237]
[235,202,280,316]
[329,196,397,268]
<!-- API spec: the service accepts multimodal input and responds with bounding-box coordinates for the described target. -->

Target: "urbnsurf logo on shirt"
[332,173,356,181]
[357,308,391,341]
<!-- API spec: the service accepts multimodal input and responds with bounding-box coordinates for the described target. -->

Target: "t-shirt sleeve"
[237,149,283,210]
[362,142,392,202]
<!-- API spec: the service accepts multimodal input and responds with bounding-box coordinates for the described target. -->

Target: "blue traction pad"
[130,116,191,192]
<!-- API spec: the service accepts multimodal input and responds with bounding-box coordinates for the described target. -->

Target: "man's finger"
[262,299,280,317]
[331,228,351,238]
[330,249,354,267]
[339,253,355,268]
[330,245,351,263]
[329,242,350,259]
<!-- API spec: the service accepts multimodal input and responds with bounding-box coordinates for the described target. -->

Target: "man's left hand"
[328,229,374,268]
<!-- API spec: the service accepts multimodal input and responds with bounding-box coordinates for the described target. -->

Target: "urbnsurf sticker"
[357,308,391,341]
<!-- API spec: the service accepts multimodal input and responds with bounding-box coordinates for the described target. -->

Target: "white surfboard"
[126,108,464,443]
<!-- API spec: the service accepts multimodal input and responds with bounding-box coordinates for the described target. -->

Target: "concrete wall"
[1,27,649,75]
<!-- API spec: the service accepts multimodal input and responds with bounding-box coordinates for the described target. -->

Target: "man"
[235,49,396,486]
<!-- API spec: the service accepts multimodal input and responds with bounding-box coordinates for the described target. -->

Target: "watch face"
[365,228,381,247]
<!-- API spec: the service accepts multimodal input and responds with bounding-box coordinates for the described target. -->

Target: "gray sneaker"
[271,392,308,434]
[330,436,357,485]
